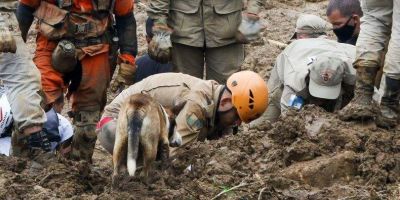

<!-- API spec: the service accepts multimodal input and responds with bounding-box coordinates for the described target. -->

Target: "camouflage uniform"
[147,0,264,83]
[98,73,225,155]
[0,1,47,156]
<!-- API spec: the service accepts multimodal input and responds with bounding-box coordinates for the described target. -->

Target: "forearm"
[115,12,137,56]
[147,0,170,24]
[16,2,35,42]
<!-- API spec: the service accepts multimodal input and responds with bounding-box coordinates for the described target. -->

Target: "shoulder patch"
[186,113,203,131]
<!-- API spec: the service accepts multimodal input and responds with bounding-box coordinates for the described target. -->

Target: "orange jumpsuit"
[20,0,135,112]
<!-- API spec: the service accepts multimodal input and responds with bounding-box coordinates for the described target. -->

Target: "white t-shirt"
[0,114,73,156]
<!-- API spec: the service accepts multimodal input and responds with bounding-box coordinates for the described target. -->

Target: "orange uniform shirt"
[20,0,133,17]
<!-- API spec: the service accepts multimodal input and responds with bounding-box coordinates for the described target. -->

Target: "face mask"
[333,17,356,43]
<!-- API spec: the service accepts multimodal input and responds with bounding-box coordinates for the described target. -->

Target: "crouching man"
[0,1,52,157]
[98,71,268,155]
[252,14,356,125]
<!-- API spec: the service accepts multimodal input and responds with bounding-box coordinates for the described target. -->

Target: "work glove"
[26,130,52,152]
[110,54,136,93]
[236,13,264,44]
[0,17,16,53]
[148,24,173,64]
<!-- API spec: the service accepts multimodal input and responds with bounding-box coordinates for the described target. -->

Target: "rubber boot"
[376,77,400,129]
[339,62,379,121]
[69,111,100,163]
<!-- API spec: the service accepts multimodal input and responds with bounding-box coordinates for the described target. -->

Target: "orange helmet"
[226,71,269,123]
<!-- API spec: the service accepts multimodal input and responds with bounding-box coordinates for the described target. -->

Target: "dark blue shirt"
[134,54,173,83]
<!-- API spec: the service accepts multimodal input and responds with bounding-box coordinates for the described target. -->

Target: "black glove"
[115,12,138,57]
[26,130,52,152]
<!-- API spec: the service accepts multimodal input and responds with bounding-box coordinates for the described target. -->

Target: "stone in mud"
[280,151,358,188]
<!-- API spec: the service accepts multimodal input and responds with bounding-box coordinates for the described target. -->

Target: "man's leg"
[205,43,244,84]
[69,51,110,162]
[376,0,400,128]
[171,43,204,79]
[0,16,48,156]
[33,35,65,106]
[339,0,393,121]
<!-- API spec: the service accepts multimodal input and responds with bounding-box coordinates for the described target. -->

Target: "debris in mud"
[1,105,400,199]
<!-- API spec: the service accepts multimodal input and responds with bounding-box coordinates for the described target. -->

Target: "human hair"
[326,0,363,17]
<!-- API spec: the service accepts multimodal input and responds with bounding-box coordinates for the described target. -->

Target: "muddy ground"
[2,0,400,199]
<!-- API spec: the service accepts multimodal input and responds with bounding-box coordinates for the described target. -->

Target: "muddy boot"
[376,77,400,129]
[339,63,379,121]
[11,128,33,158]
[69,111,100,163]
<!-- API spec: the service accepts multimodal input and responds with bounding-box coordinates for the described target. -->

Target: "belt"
[70,35,109,48]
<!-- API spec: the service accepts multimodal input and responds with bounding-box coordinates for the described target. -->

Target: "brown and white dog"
[112,93,183,185]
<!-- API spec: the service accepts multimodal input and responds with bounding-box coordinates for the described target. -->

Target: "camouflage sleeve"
[247,0,265,14]
[146,0,169,25]
[174,101,206,148]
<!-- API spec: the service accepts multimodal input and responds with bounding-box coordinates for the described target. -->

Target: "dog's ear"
[164,108,174,119]
[172,100,187,116]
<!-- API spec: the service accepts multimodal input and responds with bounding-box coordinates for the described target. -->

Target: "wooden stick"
[267,39,288,48]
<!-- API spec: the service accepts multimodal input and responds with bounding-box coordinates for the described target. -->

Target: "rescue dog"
[112,93,183,185]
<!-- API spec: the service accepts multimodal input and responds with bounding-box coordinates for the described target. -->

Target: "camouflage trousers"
[357,0,400,79]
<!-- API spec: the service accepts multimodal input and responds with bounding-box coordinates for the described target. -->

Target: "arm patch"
[186,113,203,132]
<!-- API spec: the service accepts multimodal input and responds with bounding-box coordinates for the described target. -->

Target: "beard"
[207,108,236,140]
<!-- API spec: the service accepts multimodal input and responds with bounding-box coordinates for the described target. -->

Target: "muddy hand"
[110,78,125,94]
[148,25,172,64]
[110,61,136,93]
[236,13,265,44]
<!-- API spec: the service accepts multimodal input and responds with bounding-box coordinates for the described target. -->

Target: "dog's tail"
[127,108,144,176]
